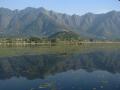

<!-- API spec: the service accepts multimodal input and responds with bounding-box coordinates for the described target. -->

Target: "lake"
[0,45,120,90]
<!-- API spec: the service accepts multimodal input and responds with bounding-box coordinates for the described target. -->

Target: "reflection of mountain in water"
[0,50,120,80]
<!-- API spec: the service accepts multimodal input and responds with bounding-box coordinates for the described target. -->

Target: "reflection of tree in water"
[0,50,120,80]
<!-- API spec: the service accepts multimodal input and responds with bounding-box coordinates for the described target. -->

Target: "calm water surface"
[0,48,120,90]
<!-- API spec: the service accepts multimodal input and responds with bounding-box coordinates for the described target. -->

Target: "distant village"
[0,37,119,47]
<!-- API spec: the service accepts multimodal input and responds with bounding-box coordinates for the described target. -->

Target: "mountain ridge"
[0,7,120,39]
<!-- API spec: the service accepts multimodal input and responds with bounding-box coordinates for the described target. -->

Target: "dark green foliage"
[29,37,42,43]
[50,39,57,43]
[49,31,80,40]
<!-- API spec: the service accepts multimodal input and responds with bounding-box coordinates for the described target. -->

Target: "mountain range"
[0,7,120,40]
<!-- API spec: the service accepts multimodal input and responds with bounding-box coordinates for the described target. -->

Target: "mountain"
[49,31,80,40]
[0,7,120,39]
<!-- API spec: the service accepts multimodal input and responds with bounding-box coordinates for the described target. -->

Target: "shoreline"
[0,41,120,45]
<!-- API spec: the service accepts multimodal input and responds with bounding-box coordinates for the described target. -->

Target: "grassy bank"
[0,43,120,57]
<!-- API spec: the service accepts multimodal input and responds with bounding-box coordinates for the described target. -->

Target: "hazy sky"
[0,0,120,15]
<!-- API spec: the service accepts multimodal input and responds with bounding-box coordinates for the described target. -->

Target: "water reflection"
[0,49,120,90]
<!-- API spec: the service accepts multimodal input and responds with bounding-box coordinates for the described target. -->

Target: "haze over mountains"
[0,7,120,39]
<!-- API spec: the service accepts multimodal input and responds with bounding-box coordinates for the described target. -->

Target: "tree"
[29,37,41,43]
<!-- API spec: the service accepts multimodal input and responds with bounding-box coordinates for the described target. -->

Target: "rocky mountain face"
[0,7,120,39]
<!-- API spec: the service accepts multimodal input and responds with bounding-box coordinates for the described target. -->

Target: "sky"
[0,0,120,15]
